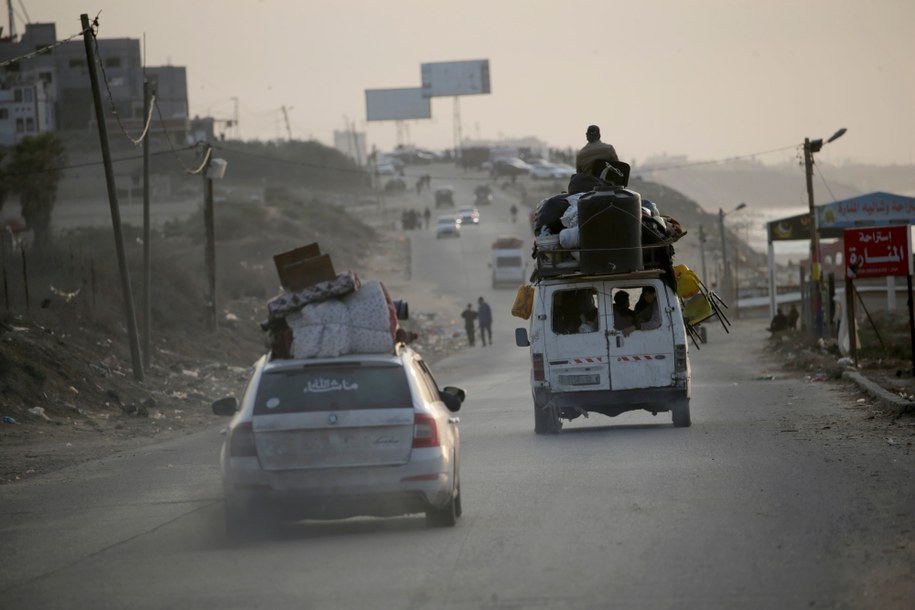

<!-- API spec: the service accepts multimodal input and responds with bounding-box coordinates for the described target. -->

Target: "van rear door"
[606,281,677,391]
[542,284,611,393]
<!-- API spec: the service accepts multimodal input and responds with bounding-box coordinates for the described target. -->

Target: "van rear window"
[254,363,412,414]
[496,256,522,268]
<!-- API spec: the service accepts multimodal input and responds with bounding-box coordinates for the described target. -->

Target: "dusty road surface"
[2,165,914,609]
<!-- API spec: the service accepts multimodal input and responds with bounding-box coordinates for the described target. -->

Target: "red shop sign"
[844,225,912,278]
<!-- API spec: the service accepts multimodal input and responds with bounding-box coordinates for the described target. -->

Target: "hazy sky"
[22,0,915,166]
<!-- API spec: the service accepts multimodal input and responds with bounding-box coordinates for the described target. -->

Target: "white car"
[530,162,576,180]
[212,346,466,536]
[456,207,481,226]
[436,215,461,238]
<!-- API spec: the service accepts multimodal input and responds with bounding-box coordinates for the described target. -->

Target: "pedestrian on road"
[461,303,478,346]
[423,207,431,229]
[477,296,493,346]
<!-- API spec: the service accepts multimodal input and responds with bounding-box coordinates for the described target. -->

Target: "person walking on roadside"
[461,303,478,346]
[423,207,431,229]
[477,296,493,346]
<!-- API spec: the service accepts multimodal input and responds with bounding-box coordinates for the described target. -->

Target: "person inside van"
[553,292,581,334]
[633,286,661,331]
[612,291,635,331]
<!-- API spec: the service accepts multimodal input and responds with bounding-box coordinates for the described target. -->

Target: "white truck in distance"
[490,236,526,287]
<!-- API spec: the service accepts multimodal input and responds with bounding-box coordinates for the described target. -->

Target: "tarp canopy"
[767,192,915,242]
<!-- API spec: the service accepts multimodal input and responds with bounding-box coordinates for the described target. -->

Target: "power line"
[0,145,199,178]
[90,22,156,147]
[0,24,91,68]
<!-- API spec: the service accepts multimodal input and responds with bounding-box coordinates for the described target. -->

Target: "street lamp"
[718,202,747,305]
[805,127,847,337]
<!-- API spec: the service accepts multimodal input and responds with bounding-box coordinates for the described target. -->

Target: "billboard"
[365,88,432,121]
[844,225,912,279]
[820,192,915,230]
[421,60,491,98]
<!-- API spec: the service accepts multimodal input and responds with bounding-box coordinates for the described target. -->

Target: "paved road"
[1,170,913,609]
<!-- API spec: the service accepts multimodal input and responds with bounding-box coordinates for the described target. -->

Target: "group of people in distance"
[461,297,493,347]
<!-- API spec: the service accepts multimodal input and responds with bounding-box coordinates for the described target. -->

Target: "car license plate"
[560,374,600,386]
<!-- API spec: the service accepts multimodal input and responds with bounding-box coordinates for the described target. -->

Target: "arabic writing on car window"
[302,377,360,394]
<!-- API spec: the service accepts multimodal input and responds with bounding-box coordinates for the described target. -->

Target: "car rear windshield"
[253,363,412,414]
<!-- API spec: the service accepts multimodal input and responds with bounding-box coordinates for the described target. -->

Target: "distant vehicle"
[456,207,480,226]
[435,187,455,208]
[384,178,407,193]
[491,157,532,177]
[474,184,493,206]
[530,162,575,180]
[435,215,461,238]
[490,235,526,287]
[212,346,465,535]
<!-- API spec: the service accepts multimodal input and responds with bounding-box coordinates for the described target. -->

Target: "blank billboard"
[421,60,491,98]
[365,88,432,121]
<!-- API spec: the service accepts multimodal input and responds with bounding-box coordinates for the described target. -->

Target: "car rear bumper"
[223,448,454,520]
[535,386,689,418]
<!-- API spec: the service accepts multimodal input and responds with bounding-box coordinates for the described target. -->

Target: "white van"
[490,236,526,287]
[515,269,691,433]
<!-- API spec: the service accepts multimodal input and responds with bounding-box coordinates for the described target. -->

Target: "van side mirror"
[515,327,530,347]
[212,396,238,416]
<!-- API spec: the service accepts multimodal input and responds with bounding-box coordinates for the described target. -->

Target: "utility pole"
[81,13,144,381]
[718,209,731,302]
[804,137,823,337]
[203,144,217,332]
[6,0,15,40]
[142,77,155,369]
[698,224,708,285]
[231,96,240,139]
[803,128,846,337]
[281,105,293,141]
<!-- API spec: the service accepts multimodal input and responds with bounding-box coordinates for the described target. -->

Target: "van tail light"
[675,344,687,373]
[229,421,258,457]
[413,413,440,448]
[532,353,545,381]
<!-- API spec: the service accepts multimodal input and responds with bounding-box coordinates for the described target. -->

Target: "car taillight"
[675,344,687,373]
[533,353,545,382]
[412,413,440,448]
[229,421,258,457]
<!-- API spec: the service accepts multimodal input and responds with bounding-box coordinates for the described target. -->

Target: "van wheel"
[672,400,691,428]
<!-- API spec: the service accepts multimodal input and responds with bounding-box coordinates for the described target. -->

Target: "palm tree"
[6,133,67,245]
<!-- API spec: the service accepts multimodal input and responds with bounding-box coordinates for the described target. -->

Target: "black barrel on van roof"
[578,187,643,275]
